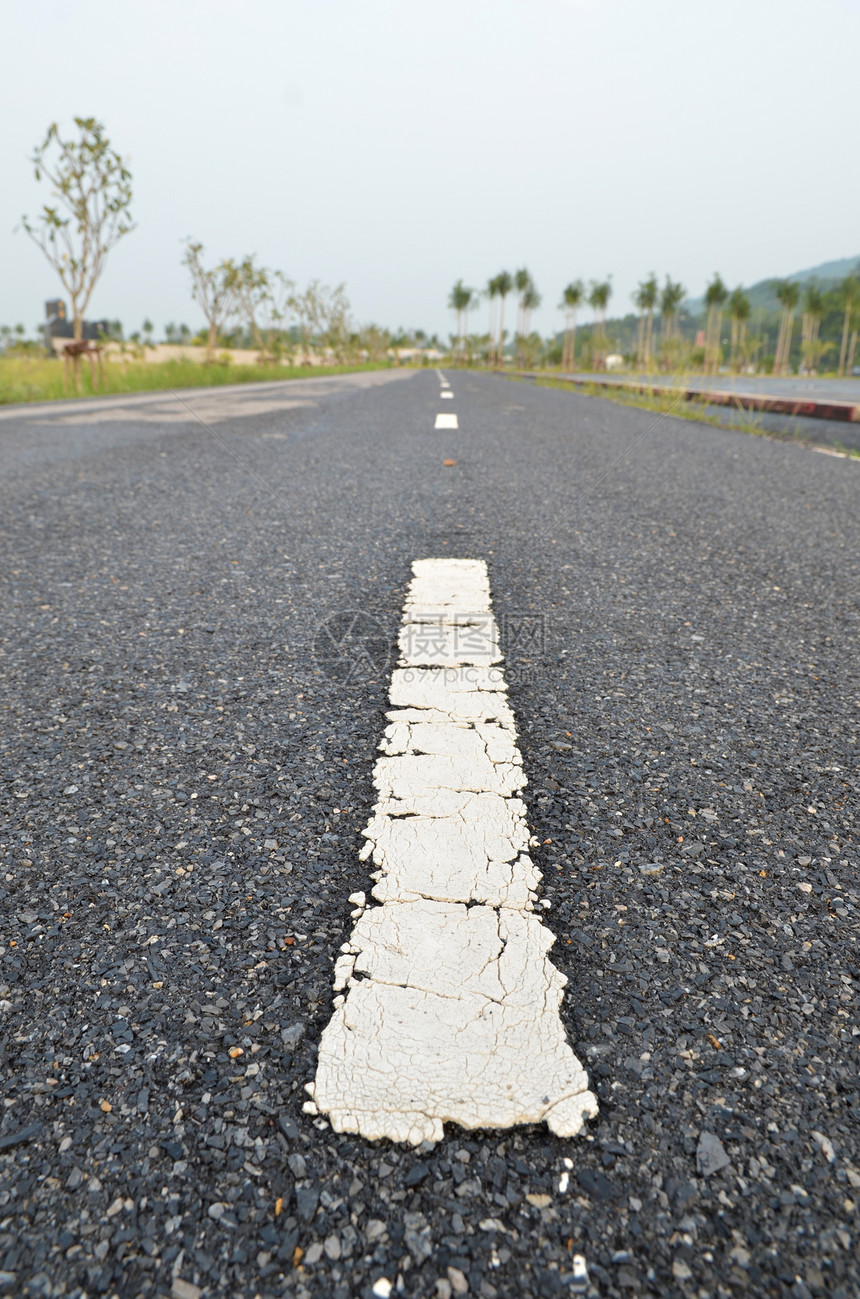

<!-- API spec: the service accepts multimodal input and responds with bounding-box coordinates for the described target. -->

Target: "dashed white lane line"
[440,391,454,399]
[435,413,458,429]
[306,558,597,1146]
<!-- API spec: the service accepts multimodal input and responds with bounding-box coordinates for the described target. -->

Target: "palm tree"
[703,273,728,373]
[448,279,474,361]
[588,279,612,370]
[514,268,532,353]
[728,287,750,372]
[486,276,499,365]
[659,278,685,342]
[559,280,584,370]
[801,284,825,373]
[495,270,512,365]
[773,281,800,374]
[839,276,860,375]
[522,283,541,343]
[633,274,658,368]
[514,266,535,363]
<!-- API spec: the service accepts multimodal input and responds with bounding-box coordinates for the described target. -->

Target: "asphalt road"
[1,370,858,1299]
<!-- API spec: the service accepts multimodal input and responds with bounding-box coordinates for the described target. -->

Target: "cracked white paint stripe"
[306,558,597,1146]
[434,413,458,429]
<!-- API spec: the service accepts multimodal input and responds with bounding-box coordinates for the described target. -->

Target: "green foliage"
[0,356,393,406]
[703,273,728,309]
[22,118,134,338]
[448,279,474,314]
[182,241,243,359]
[561,280,585,311]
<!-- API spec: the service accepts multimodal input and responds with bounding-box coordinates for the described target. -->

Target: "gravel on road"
[0,368,858,1299]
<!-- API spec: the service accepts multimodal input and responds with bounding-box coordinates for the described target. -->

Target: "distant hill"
[686,255,860,316]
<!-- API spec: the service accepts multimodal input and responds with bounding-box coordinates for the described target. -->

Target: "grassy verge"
[0,357,396,406]
[524,375,860,460]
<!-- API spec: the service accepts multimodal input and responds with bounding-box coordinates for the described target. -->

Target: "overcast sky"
[2,0,858,341]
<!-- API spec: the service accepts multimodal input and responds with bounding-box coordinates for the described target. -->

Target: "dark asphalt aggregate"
[0,369,858,1299]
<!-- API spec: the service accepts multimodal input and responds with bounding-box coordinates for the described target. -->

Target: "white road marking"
[307,558,597,1146]
[435,413,458,428]
[440,391,454,399]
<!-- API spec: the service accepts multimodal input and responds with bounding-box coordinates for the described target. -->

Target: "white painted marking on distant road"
[307,559,597,1146]
[435,413,458,429]
[440,391,454,399]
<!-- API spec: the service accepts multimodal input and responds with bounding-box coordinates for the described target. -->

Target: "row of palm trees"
[449,268,860,375]
[627,271,858,375]
[449,269,612,367]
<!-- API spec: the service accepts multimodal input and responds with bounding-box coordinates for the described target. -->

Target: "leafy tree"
[183,241,242,361]
[728,287,750,372]
[559,280,585,370]
[165,322,191,346]
[773,280,800,374]
[358,323,392,363]
[235,257,296,361]
[22,117,134,387]
[839,277,860,375]
[292,280,351,362]
[633,274,658,367]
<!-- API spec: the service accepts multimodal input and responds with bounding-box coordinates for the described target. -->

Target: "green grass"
[0,356,396,406]
[524,375,860,460]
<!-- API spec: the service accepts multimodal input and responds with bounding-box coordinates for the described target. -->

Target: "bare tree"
[183,241,242,361]
[22,116,135,377]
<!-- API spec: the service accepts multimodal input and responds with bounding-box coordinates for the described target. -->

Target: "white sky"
[1,0,858,341]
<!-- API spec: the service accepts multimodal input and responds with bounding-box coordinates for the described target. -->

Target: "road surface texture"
[1,369,858,1299]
